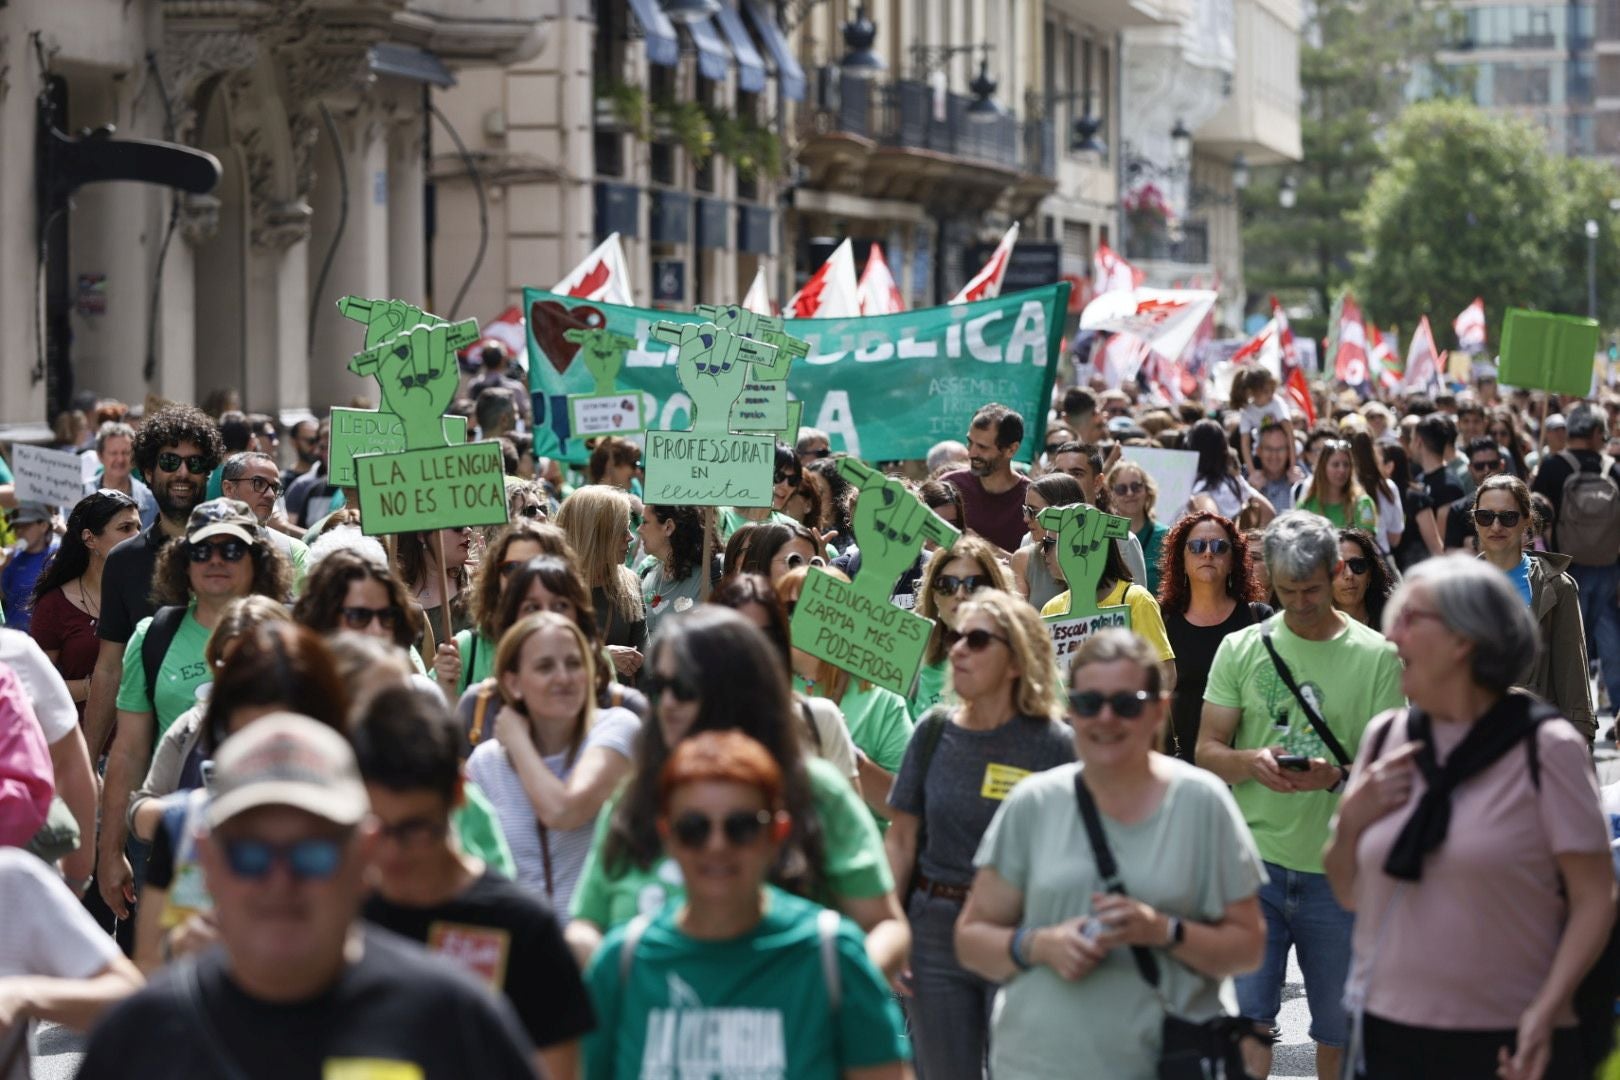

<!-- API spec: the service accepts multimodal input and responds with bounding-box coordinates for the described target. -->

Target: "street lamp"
[1587,218,1599,319]
[966,59,1001,122]
[1231,153,1250,191]
[1279,174,1298,209]
[1170,119,1192,163]
[839,6,885,79]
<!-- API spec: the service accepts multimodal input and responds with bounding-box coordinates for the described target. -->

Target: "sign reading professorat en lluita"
[329,408,470,488]
[1038,503,1133,675]
[524,283,1070,463]
[355,441,508,536]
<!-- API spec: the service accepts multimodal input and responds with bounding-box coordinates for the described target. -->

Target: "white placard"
[568,393,644,437]
[1121,446,1200,522]
[11,444,93,508]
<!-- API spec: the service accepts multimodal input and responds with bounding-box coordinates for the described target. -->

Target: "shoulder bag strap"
[816,907,843,1013]
[1071,771,1161,989]
[618,913,653,983]
[1260,625,1353,768]
[142,605,187,716]
[799,699,824,752]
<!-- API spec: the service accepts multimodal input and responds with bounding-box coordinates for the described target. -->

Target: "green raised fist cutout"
[564,327,637,396]
[347,317,478,451]
[838,458,960,598]
[1036,504,1132,617]
[649,321,779,434]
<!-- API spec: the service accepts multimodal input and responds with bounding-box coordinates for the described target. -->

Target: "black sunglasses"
[1469,459,1502,473]
[1112,481,1146,496]
[1067,689,1152,718]
[517,504,546,519]
[936,574,989,598]
[340,605,401,630]
[1187,538,1230,556]
[1473,509,1522,528]
[188,539,250,563]
[1342,557,1371,575]
[157,452,210,475]
[645,672,700,703]
[774,469,801,486]
[806,447,831,458]
[944,627,1010,652]
[668,809,774,850]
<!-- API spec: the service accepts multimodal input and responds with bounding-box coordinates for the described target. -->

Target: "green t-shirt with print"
[796,675,912,831]
[583,885,909,1080]
[1204,612,1404,873]
[115,607,215,741]
[570,757,892,930]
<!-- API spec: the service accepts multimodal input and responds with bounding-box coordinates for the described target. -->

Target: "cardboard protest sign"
[1038,504,1133,675]
[790,459,960,694]
[329,408,469,488]
[641,320,783,507]
[11,444,95,507]
[1120,447,1199,521]
[524,284,1069,463]
[564,326,644,436]
[1498,308,1601,397]
[337,295,509,537]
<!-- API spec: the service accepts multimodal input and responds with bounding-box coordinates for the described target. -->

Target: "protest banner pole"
[435,531,454,648]
[700,507,715,602]
[1539,391,1550,459]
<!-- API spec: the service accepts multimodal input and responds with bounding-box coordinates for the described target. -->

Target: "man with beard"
[84,404,223,938]
[942,403,1029,552]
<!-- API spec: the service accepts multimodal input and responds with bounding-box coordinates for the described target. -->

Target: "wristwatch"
[1164,916,1185,948]
[1329,765,1349,794]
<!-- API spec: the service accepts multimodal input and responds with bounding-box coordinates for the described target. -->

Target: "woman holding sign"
[886,589,1074,1080]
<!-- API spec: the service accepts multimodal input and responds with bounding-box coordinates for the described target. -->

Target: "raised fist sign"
[1036,504,1131,616]
[839,459,960,598]
[349,318,479,450]
[650,321,778,434]
[564,327,637,395]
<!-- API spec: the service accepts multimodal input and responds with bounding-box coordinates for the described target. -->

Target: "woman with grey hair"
[1324,555,1613,1080]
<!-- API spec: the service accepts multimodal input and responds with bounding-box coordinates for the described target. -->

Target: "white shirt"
[0,629,76,743]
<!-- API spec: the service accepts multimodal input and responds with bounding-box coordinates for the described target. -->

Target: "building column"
[388,102,428,309]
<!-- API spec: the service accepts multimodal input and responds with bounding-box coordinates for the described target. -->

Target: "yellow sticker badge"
[324,1061,424,1080]
[980,763,1032,801]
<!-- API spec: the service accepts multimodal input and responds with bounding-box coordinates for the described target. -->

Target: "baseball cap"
[8,502,52,525]
[1544,413,1567,431]
[186,497,260,546]
[206,713,368,829]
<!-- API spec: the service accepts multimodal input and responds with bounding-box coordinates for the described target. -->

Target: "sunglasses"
[668,809,775,850]
[188,539,250,563]
[944,627,1010,652]
[1473,509,1522,528]
[340,605,401,630]
[233,476,283,496]
[644,672,700,703]
[1040,535,1058,550]
[1067,689,1152,718]
[806,447,831,458]
[1469,459,1502,473]
[1111,481,1146,497]
[157,452,210,475]
[1021,503,1041,520]
[1342,557,1371,575]
[517,504,546,519]
[937,574,989,598]
[774,470,802,487]
[1187,538,1230,556]
[376,817,448,846]
[221,836,344,881]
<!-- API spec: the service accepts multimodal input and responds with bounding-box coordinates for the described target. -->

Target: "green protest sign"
[789,459,960,694]
[564,327,644,436]
[1038,503,1133,674]
[641,320,782,507]
[354,442,508,536]
[329,408,469,488]
[525,284,1069,463]
[1499,308,1600,396]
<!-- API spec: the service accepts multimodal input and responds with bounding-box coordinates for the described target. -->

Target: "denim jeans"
[905,890,994,1080]
[1235,860,1354,1048]
[1569,561,1620,714]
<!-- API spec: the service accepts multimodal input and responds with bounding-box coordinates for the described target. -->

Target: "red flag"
[552,233,635,306]
[1092,242,1144,295]
[1272,298,1317,426]
[1332,294,1370,390]
[1369,323,1401,392]
[1404,315,1442,393]
[786,239,860,319]
[950,223,1019,304]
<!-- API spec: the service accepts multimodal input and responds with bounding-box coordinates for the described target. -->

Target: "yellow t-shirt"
[1041,581,1176,662]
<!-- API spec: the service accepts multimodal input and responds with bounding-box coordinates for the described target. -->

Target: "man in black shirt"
[353,686,594,1078]
[1413,413,1464,510]
[1441,438,1506,551]
[86,405,223,927]
[77,713,538,1080]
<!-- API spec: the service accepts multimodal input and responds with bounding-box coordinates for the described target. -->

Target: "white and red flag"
[742,267,775,316]
[786,238,860,319]
[1369,323,1401,392]
[1453,298,1487,354]
[1403,315,1443,393]
[1092,242,1144,296]
[857,243,905,315]
[950,223,1020,304]
[1080,288,1218,368]
[1332,293,1371,392]
[551,232,636,307]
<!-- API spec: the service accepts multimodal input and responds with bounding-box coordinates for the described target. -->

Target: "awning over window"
[368,44,455,88]
[626,0,680,67]
[744,0,805,101]
[682,15,732,82]
[715,2,767,94]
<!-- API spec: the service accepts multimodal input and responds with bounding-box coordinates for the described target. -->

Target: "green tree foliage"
[1356,99,1620,345]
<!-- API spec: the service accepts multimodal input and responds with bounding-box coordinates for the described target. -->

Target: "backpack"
[141,605,189,717]
[1554,451,1620,566]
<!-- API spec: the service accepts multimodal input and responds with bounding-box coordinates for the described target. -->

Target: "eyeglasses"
[1187,538,1230,556]
[1472,509,1522,528]
[1342,557,1371,576]
[517,504,546,519]
[936,574,989,598]
[232,475,283,496]
[340,605,401,630]
[644,672,700,703]
[774,470,801,487]
[805,447,832,459]
[944,627,1010,652]
[1067,689,1153,718]
[668,809,775,850]
[781,552,824,570]
[188,539,250,563]
[221,836,344,881]
[1021,504,1042,520]
[376,817,448,846]
[1111,481,1146,497]
[1469,459,1502,473]
[157,452,210,475]
[1043,442,1065,455]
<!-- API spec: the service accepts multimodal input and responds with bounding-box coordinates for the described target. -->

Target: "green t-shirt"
[717,507,799,541]
[1203,613,1404,873]
[974,761,1266,1080]
[453,630,498,696]
[1297,493,1377,532]
[571,757,892,930]
[455,780,516,879]
[116,607,214,740]
[584,886,908,1080]
[796,675,911,831]
[907,658,953,721]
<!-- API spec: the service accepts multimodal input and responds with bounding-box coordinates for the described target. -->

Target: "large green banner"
[524,284,1070,463]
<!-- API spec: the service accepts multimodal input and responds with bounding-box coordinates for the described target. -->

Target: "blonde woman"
[1298,440,1377,532]
[886,589,1075,1080]
[914,535,1013,718]
[466,612,641,910]
[556,486,647,682]
[1107,459,1169,597]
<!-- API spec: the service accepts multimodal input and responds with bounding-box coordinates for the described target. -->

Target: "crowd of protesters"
[0,348,1617,1080]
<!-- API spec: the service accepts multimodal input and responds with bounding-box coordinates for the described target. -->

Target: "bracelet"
[63,874,92,896]
[1009,926,1034,971]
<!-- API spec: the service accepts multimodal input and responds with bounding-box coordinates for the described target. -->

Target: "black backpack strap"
[905,711,950,895]
[141,605,187,716]
[1072,771,1161,989]
[1260,624,1353,768]
[799,699,824,752]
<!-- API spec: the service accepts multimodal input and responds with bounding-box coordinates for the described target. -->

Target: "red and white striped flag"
[950,223,1019,304]
[552,232,636,307]
[1453,298,1486,354]
[1092,242,1144,296]
[856,243,905,315]
[786,238,861,319]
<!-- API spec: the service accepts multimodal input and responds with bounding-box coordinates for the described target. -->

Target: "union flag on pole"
[1453,298,1487,354]
[552,233,636,307]
[1092,242,1144,296]
[1332,293,1371,392]
[856,243,905,315]
[950,223,1019,304]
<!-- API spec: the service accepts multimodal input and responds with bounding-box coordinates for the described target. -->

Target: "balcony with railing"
[1125,220,1211,267]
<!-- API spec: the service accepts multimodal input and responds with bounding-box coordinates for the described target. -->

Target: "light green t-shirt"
[455,780,516,879]
[116,607,214,740]
[798,676,913,831]
[571,757,893,930]
[717,507,800,541]
[975,760,1266,1080]
[453,629,498,696]
[908,658,954,721]
[1297,493,1377,532]
[1203,613,1404,873]
[583,885,909,1080]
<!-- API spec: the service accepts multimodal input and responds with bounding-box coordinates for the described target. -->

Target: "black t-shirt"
[1443,493,1476,551]
[76,926,537,1079]
[363,871,595,1050]
[1532,449,1620,553]
[1420,464,1463,509]
[1163,602,1272,762]
[98,522,170,646]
